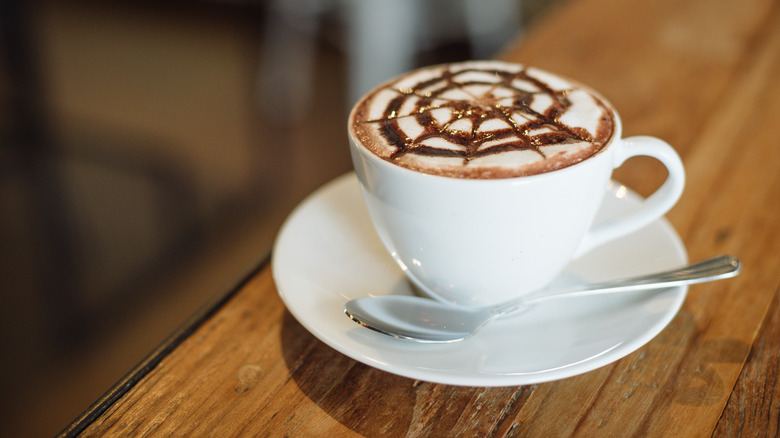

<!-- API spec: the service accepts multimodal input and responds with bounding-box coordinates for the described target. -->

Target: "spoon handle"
[491,255,741,316]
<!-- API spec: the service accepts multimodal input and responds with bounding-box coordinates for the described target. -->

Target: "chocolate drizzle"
[353,63,615,178]
[351,62,615,178]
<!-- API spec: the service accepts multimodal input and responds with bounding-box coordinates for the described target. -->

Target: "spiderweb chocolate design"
[350,62,615,179]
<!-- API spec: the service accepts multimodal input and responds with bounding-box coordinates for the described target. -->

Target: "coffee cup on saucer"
[348,60,685,307]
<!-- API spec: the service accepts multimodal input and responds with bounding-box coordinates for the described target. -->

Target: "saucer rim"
[272,172,688,386]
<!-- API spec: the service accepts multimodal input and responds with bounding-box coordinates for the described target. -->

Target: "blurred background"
[0,0,562,435]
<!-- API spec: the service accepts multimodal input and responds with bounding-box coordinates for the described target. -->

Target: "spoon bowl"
[344,255,741,342]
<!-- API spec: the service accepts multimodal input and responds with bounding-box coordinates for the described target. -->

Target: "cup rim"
[348,61,623,184]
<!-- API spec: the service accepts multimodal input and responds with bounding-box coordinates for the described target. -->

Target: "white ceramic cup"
[349,102,685,307]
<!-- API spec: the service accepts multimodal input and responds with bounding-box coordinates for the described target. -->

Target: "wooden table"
[61,0,779,435]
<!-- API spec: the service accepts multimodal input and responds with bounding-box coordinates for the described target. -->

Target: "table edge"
[55,254,272,438]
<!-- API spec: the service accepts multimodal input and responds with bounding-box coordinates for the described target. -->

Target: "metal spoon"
[344,255,741,343]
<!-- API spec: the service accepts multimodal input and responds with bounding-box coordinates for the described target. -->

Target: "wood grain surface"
[69,0,779,436]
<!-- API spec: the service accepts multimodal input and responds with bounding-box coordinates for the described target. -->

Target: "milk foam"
[350,61,615,179]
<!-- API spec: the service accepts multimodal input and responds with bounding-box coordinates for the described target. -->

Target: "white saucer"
[272,173,688,387]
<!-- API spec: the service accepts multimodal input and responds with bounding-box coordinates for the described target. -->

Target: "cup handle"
[574,136,685,257]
